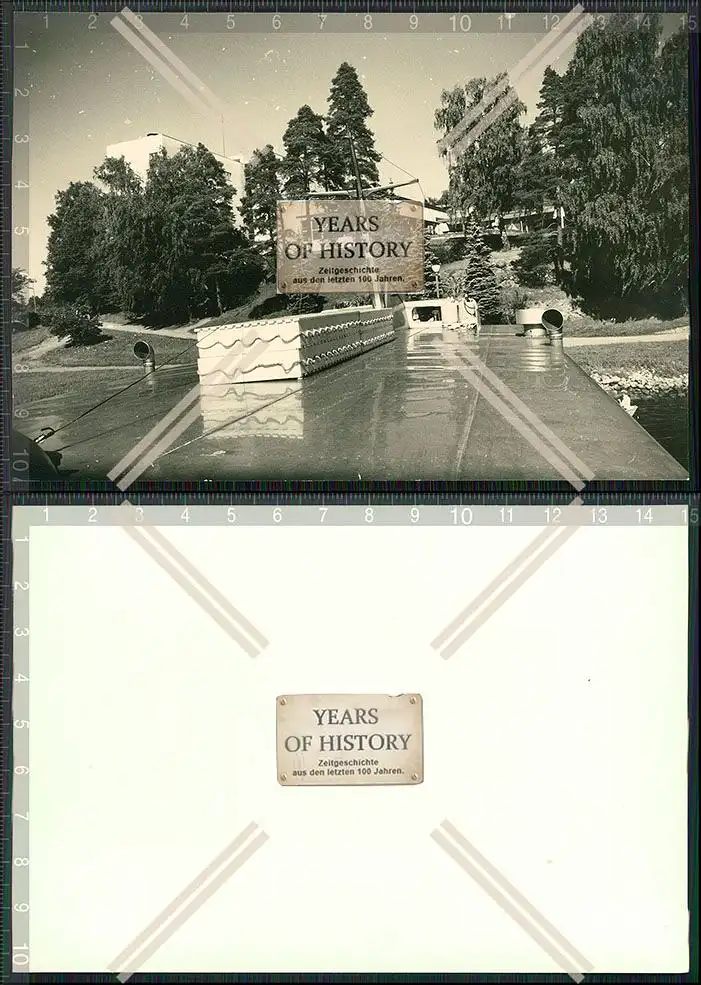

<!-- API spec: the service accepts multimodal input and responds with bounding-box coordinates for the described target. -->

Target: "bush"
[430,237,468,265]
[512,234,558,288]
[41,300,104,345]
[497,283,530,324]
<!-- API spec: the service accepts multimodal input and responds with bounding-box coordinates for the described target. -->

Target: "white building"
[105,132,246,219]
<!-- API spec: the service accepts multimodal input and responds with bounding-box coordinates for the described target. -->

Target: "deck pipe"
[133,339,156,374]
[515,308,564,344]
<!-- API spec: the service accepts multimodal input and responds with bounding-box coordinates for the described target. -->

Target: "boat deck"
[18,325,689,481]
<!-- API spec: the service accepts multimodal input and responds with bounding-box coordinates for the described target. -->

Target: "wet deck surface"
[17,325,689,481]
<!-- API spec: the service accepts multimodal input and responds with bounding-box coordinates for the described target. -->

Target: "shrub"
[497,283,530,324]
[41,300,104,345]
[430,237,468,265]
[512,233,558,287]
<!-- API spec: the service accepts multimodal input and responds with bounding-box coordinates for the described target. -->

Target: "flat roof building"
[105,132,246,220]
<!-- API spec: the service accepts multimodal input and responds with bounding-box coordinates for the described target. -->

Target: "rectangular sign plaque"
[277,199,424,294]
[276,692,424,786]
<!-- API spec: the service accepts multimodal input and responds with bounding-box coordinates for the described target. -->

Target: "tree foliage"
[435,75,526,226]
[11,268,36,326]
[41,300,104,345]
[280,105,331,197]
[44,181,109,311]
[434,20,689,317]
[443,216,502,322]
[240,145,281,244]
[325,62,381,191]
[44,143,266,330]
[542,15,689,316]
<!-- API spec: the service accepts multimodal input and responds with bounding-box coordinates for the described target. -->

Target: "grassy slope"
[13,369,141,407]
[568,340,689,377]
[13,327,197,367]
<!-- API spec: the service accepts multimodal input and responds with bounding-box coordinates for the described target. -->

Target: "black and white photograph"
[10,8,692,484]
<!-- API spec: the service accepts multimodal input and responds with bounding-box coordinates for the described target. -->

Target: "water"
[632,391,688,470]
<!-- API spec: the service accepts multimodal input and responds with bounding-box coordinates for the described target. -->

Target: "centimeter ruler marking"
[10,511,31,974]
[8,500,699,524]
[11,2,701,18]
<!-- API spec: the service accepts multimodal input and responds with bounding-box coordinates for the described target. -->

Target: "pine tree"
[325,62,381,191]
[280,106,330,197]
[240,145,281,243]
[444,216,501,321]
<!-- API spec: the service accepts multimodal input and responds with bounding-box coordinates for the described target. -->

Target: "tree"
[93,156,144,314]
[280,105,330,197]
[513,124,559,223]
[325,62,381,191]
[240,145,281,244]
[138,143,264,324]
[41,300,104,345]
[407,242,442,299]
[443,216,501,321]
[11,268,35,323]
[435,75,526,228]
[549,16,689,316]
[44,181,109,311]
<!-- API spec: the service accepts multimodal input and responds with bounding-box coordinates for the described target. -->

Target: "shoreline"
[590,368,688,397]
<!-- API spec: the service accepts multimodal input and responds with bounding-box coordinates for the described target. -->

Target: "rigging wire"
[28,242,273,444]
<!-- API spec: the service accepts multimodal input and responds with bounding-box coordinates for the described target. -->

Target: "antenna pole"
[346,130,383,309]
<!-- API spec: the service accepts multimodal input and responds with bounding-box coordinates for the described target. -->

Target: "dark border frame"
[2,2,698,982]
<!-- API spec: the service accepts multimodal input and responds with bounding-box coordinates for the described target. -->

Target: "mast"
[346,130,383,310]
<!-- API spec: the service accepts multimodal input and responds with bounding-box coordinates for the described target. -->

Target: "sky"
[13,11,590,293]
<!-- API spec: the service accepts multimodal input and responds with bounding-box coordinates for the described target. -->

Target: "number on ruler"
[450,15,472,31]
[450,507,473,525]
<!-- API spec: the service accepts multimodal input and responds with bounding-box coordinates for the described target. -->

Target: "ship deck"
[18,325,689,482]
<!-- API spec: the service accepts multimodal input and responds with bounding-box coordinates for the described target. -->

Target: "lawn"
[13,326,198,368]
[12,326,51,354]
[568,340,689,377]
[13,368,142,408]
[563,315,688,338]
